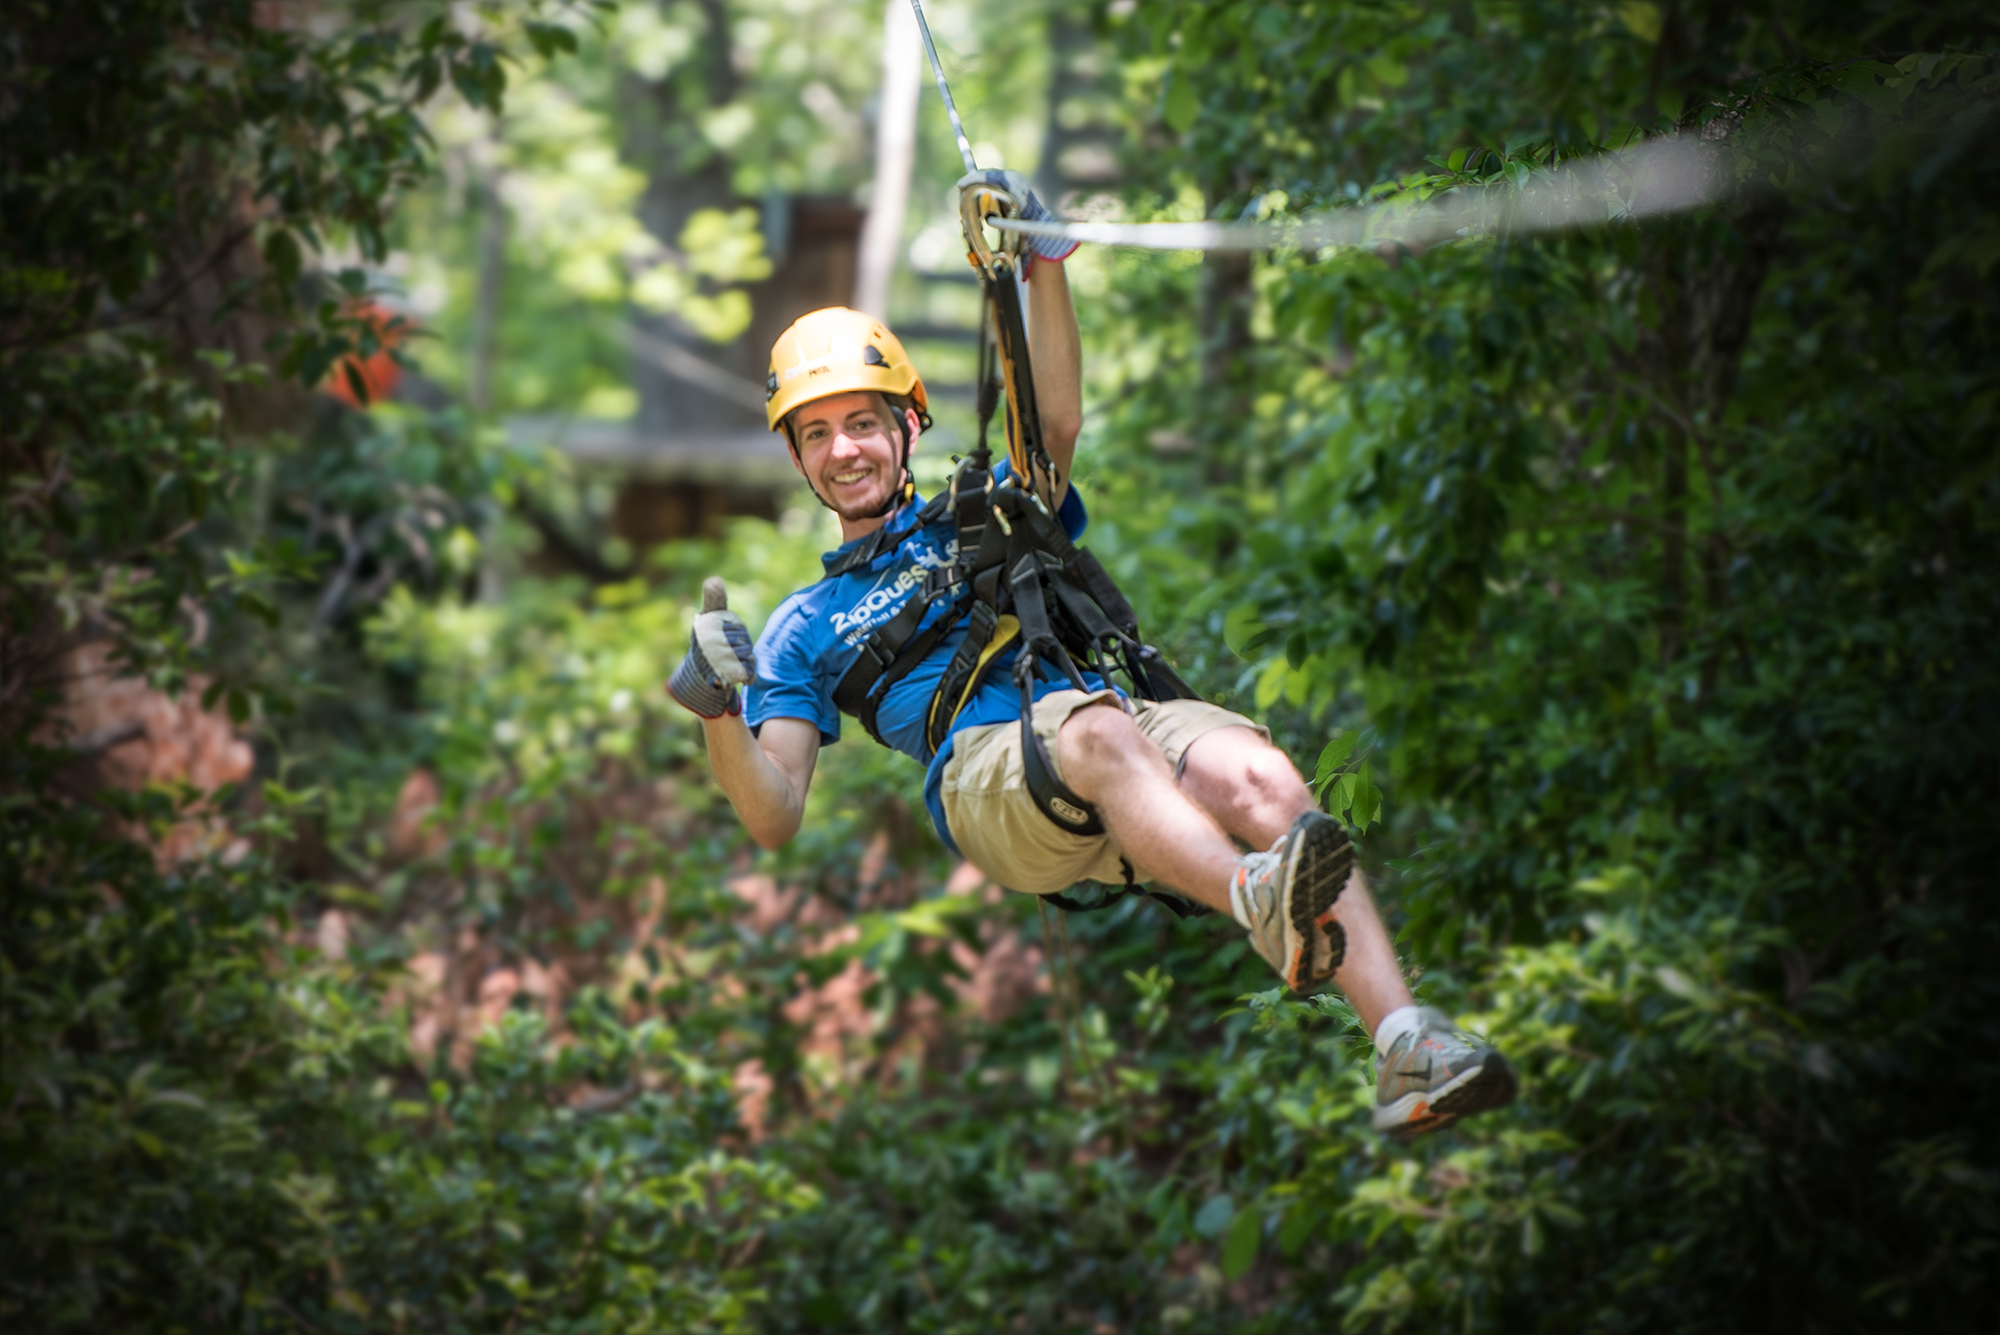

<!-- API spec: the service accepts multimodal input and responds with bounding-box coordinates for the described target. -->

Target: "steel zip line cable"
[908,0,978,173]
[988,137,1729,252]
[902,0,1732,254]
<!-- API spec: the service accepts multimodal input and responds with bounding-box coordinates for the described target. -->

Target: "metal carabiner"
[959,182,1025,283]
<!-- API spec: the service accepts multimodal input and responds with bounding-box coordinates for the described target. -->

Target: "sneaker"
[1372,1007,1518,1139]
[1228,811,1354,993]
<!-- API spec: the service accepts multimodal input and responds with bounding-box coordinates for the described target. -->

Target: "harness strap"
[1010,491,1079,563]
[984,258,1055,492]
[838,594,971,748]
[831,595,922,719]
[1065,549,1139,638]
[1134,644,1202,703]
[1016,660,1104,838]
[1042,862,1217,920]
[1046,564,1124,646]
[923,604,1018,756]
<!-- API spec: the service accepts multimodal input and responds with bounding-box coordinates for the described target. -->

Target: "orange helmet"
[765,307,929,432]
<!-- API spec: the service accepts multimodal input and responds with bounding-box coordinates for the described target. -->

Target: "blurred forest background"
[5,1,1997,1331]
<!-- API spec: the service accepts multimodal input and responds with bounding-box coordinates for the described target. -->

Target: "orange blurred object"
[321,299,410,409]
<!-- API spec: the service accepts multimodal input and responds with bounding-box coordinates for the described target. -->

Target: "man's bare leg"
[1174,726,1414,1036]
[1060,707,1414,1034]
[1059,705,1514,1137]
[1056,703,1241,914]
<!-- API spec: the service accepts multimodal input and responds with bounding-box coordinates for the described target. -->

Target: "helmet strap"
[858,408,916,519]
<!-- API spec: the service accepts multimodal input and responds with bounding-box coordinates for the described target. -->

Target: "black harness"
[816,181,1212,918]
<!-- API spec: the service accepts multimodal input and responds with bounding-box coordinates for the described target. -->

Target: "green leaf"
[1223,603,1265,660]
[410,54,442,103]
[1254,657,1288,711]
[1350,763,1382,831]
[1221,1206,1262,1278]
[1277,1204,1318,1257]
[1193,1193,1234,1239]
[524,22,579,60]
[263,228,302,290]
[1617,1,1663,42]
[1164,70,1201,135]
[1314,729,1363,784]
[1366,54,1408,89]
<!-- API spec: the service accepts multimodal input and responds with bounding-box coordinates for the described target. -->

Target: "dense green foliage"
[1067,5,2000,1327]
[2,4,814,1330]
[6,1,1997,1333]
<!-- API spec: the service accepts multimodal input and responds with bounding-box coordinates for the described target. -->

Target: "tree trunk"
[1196,250,1253,562]
[467,141,507,417]
[1645,200,1785,674]
[853,0,920,319]
[622,0,759,436]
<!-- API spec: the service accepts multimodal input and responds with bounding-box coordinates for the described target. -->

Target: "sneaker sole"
[1372,1049,1519,1139]
[1282,814,1354,992]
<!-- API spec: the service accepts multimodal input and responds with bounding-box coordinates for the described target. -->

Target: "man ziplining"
[664,160,1517,1140]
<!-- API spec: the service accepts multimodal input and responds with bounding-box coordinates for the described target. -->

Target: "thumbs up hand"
[668,577,758,719]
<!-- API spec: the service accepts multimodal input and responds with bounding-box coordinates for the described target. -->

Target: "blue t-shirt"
[744,474,1102,854]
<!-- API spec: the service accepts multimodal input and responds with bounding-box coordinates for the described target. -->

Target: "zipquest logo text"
[830,542,957,646]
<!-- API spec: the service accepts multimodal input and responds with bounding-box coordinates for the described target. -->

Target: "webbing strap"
[1016,661,1103,838]
[1043,862,1217,920]
[836,592,970,748]
[924,606,1018,756]
[831,597,923,718]
[1134,645,1202,703]
[1066,549,1138,638]
[1009,490,1078,563]
[1047,565,1124,646]
[1044,887,1218,920]
[971,207,1056,494]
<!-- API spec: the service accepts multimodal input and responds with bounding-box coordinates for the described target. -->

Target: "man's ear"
[902,407,922,453]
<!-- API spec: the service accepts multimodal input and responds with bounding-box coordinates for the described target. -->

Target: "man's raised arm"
[1027,256,1082,514]
[957,168,1083,513]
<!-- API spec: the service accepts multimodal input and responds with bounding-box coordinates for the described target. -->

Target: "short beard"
[822,467,902,522]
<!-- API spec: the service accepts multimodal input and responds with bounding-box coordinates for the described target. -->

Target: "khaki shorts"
[940,690,1268,895]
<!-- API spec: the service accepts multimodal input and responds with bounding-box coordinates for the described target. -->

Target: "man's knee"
[1059,700,1145,766]
[1240,743,1308,804]
[1184,728,1309,812]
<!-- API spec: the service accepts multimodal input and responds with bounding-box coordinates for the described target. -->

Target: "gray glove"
[668,577,756,719]
[956,168,1079,264]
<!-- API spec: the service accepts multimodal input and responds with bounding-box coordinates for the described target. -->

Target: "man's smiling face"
[787,391,916,524]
